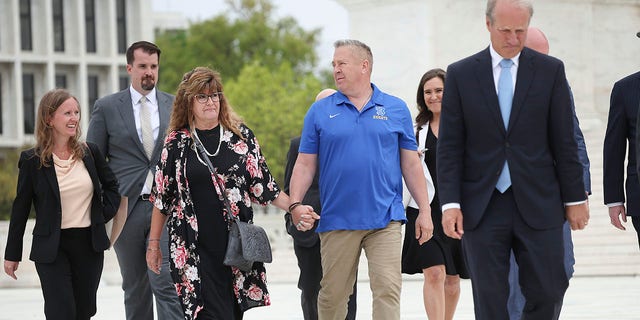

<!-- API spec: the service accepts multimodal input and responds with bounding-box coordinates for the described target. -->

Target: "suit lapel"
[474,48,506,135]
[155,92,172,160]
[509,48,534,133]
[43,162,61,203]
[115,90,147,156]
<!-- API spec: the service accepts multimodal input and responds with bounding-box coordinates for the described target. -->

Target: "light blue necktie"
[496,59,513,193]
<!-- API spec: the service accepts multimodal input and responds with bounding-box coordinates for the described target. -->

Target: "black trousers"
[294,240,357,320]
[35,227,104,320]
[462,188,567,320]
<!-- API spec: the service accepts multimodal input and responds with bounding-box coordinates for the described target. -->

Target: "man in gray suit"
[87,41,182,320]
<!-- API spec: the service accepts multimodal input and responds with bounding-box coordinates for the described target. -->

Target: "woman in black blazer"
[3,89,120,319]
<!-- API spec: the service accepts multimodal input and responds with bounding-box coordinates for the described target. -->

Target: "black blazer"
[4,142,120,263]
[604,71,640,215]
[437,47,586,230]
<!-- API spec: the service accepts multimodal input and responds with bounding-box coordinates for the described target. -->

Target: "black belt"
[139,194,150,201]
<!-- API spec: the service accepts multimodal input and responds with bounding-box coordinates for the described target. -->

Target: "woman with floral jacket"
[145,67,306,319]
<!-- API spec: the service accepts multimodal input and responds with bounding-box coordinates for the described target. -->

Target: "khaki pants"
[318,221,402,320]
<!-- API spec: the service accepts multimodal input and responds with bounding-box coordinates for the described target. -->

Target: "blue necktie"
[496,59,513,193]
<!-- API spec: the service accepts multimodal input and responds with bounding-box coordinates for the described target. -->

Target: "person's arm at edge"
[401,149,433,245]
[4,152,36,280]
[289,153,319,228]
[437,64,465,240]
[146,206,168,275]
[604,81,628,230]
[550,66,589,230]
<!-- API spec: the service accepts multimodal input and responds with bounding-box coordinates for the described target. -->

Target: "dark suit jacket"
[283,136,320,247]
[4,142,120,263]
[437,47,586,230]
[604,71,640,215]
[87,89,173,215]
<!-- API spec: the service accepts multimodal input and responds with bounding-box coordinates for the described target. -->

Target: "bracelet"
[147,248,160,252]
[288,202,302,213]
[148,239,160,242]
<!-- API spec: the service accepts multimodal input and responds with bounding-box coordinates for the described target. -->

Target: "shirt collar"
[129,86,158,106]
[336,83,380,109]
[489,44,521,70]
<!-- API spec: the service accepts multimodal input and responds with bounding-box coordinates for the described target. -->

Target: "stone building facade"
[0,0,153,149]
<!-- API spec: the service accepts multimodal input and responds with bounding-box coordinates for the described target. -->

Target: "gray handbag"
[193,134,272,271]
[224,216,272,271]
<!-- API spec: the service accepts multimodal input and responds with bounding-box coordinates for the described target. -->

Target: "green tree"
[155,0,321,93]
[0,148,24,220]
[154,0,336,188]
[224,61,325,186]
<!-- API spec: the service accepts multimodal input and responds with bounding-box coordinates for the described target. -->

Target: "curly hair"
[169,66,245,140]
[415,68,446,128]
[34,88,84,167]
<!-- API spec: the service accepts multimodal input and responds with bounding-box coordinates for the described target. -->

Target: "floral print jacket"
[150,125,279,319]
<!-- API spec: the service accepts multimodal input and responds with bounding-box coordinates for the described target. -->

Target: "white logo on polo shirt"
[373,106,388,120]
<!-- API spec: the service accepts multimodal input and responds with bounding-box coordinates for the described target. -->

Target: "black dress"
[401,125,469,278]
[186,126,242,319]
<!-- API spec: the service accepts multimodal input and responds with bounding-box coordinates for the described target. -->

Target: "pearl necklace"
[192,125,223,158]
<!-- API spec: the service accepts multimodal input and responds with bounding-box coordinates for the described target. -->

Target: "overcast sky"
[151,0,349,62]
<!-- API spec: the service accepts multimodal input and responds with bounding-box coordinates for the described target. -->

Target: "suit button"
[505,142,510,147]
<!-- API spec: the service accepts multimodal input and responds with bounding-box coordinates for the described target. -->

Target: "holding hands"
[289,202,320,232]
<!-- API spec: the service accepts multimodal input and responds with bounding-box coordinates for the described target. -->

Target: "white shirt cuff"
[606,202,624,207]
[441,203,461,211]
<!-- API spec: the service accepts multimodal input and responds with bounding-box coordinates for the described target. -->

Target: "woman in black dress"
[402,68,469,320]
[145,67,297,319]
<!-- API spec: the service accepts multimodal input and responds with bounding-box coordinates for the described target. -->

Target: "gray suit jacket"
[87,88,173,214]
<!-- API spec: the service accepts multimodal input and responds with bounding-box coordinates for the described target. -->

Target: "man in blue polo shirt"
[288,39,434,320]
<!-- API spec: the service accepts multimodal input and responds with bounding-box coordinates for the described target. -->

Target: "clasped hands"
[290,204,320,232]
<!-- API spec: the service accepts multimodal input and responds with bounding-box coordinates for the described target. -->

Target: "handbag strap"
[192,131,237,223]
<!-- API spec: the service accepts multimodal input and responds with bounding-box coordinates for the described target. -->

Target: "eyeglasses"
[195,92,223,103]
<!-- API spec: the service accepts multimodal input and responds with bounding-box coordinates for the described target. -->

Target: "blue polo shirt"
[299,84,417,232]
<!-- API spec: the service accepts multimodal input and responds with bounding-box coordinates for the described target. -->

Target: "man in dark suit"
[606,31,640,246]
[283,88,357,320]
[437,1,589,319]
[87,41,182,320]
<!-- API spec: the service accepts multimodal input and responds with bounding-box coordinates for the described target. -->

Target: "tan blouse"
[53,154,93,229]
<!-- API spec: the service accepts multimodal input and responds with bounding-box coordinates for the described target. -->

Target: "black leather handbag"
[193,135,272,271]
